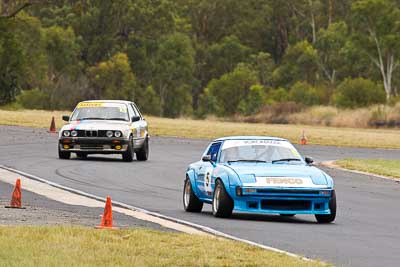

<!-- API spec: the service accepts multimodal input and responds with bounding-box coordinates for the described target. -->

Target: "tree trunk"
[328,0,333,26]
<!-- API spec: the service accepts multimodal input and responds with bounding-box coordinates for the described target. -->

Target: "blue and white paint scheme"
[183,136,336,223]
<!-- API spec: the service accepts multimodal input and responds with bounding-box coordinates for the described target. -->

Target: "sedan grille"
[73,130,110,137]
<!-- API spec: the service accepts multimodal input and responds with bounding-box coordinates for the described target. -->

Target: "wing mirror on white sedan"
[305,156,314,165]
[131,116,141,122]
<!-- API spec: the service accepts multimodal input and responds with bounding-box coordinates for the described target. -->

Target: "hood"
[225,163,328,186]
[62,120,130,131]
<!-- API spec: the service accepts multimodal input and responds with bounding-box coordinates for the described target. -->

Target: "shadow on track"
[199,211,320,224]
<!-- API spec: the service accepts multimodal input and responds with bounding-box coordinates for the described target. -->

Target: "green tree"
[250,52,275,88]
[43,25,80,78]
[0,20,25,104]
[207,35,252,80]
[238,84,266,115]
[152,33,194,117]
[334,77,386,108]
[289,81,321,106]
[352,0,400,99]
[315,21,348,85]
[207,63,258,116]
[272,40,319,88]
[88,52,136,100]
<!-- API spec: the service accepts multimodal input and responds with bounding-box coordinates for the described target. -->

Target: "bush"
[137,86,161,116]
[334,78,386,108]
[16,89,50,109]
[289,81,321,106]
[266,87,289,103]
[238,84,266,115]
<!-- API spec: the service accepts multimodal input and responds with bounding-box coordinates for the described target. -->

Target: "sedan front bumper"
[59,137,129,154]
[229,186,333,215]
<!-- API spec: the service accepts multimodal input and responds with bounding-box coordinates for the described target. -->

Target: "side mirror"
[132,116,141,122]
[305,156,314,165]
[202,155,212,162]
[62,115,70,122]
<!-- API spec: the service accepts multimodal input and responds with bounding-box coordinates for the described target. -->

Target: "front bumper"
[59,137,129,154]
[229,186,333,215]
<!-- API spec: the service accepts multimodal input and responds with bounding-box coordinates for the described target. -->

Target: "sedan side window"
[206,142,222,162]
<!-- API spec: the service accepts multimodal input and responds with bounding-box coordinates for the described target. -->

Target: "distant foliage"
[289,81,321,106]
[207,64,258,116]
[334,78,386,108]
[238,84,266,115]
[17,89,50,110]
[1,0,400,117]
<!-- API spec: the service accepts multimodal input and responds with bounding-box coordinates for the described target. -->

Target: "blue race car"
[183,136,336,223]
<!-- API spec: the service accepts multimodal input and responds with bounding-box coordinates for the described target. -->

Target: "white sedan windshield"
[71,102,129,121]
[220,140,302,163]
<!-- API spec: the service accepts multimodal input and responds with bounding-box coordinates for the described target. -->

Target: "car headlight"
[63,130,71,137]
[106,130,114,138]
[114,131,122,138]
[71,130,78,137]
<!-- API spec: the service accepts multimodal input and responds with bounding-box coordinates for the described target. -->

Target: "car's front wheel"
[136,137,149,161]
[58,145,70,159]
[122,136,134,162]
[212,179,233,218]
[183,177,203,212]
[315,190,337,223]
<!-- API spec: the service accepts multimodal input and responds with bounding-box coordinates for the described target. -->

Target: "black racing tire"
[183,177,203,212]
[76,152,87,159]
[212,179,234,218]
[280,214,296,217]
[122,136,134,162]
[136,137,149,161]
[315,190,337,223]
[58,146,71,159]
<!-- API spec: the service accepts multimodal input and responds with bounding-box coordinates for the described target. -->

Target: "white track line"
[0,165,312,262]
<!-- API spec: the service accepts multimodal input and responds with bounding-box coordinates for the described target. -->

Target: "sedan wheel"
[183,177,203,212]
[212,180,233,218]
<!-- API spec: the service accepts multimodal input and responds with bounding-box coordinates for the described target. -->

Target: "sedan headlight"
[63,130,71,137]
[106,130,114,138]
[71,130,78,137]
[114,131,122,138]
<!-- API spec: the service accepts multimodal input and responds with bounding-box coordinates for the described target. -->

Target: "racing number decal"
[204,167,213,195]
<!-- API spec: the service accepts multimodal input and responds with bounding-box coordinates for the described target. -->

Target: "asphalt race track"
[1,126,400,267]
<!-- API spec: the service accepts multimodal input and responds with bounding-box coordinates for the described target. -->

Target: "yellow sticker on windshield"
[77,102,104,108]
[119,107,127,113]
[291,149,300,157]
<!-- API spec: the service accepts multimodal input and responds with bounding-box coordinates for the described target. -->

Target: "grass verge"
[335,158,400,179]
[0,226,327,267]
[0,109,400,149]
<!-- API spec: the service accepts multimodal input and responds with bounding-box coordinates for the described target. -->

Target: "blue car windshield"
[71,103,129,121]
[219,140,302,164]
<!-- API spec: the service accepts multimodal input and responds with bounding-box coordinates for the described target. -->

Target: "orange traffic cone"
[48,116,56,133]
[96,196,117,229]
[5,179,25,209]
[300,130,307,145]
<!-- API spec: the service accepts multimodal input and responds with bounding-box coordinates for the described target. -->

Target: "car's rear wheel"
[122,136,134,162]
[212,179,233,218]
[136,137,149,161]
[183,177,203,212]
[58,146,71,159]
[315,190,336,223]
[76,152,87,159]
